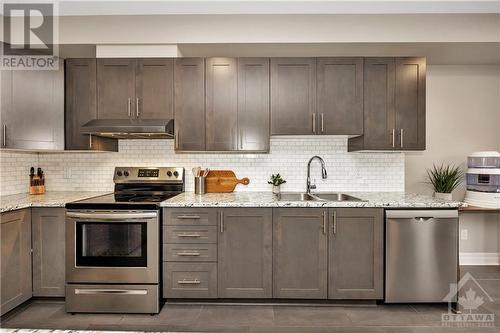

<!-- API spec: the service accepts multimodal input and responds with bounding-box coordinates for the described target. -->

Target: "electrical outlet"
[460,229,468,240]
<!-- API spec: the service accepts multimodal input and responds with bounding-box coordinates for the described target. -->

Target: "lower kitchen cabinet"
[1,209,32,315]
[328,208,384,299]
[273,208,328,299]
[31,208,66,297]
[218,208,272,298]
[164,262,217,299]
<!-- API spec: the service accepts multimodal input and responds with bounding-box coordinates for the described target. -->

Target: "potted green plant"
[426,163,464,200]
[268,174,286,194]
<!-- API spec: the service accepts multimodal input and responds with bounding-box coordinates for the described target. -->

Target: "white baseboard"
[460,252,500,265]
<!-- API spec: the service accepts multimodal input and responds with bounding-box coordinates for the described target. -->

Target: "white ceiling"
[41,1,500,16]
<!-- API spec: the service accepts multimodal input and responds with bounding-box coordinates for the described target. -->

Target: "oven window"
[76,222,147,267]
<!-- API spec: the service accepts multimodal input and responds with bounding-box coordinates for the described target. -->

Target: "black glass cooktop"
[66,192,181,210]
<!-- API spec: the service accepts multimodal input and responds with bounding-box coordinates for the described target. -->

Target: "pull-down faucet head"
[306,155,328,193]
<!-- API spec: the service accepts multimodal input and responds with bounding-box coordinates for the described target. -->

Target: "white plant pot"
[272,185,281,195]
[435,192,453,201]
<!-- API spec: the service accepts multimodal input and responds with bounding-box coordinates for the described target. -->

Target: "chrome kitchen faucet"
[306,156,328,193]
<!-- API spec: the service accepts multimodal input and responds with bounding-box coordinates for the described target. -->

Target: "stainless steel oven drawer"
[163,244,217,262]
[163,263,217,298]
[164,208,217,226]
[66,284,159,314]
[164,226,217,244]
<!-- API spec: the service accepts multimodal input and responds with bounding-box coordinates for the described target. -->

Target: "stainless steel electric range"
[65,167,184,314]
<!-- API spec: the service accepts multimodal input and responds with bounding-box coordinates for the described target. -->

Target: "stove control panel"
[114,167,185,183]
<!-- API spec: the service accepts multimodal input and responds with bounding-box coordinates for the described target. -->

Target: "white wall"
[405,65,500,199]
[54,14,500,44]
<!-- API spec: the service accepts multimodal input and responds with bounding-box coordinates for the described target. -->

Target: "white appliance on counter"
[464,151,500,208]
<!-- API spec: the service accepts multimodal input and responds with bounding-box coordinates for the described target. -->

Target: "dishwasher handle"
[386,210,458,219]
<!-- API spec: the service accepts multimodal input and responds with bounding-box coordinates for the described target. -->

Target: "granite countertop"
[0,191,110,213]
[161,191,465,208]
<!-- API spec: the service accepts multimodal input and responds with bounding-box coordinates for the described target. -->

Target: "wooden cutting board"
[205,170,250,193]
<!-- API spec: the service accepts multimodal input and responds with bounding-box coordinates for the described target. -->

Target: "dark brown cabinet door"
[395,57,426,150]
[97,58,136,119]
[136,58,174,120]
[1,68,64,150]
[65,59,117,151]
[271,58,316,135]
[362,58,396,150]
[237,58,270,151]
[218,208,273,298]
[206,58,238,151]
[328,208,384,299]
[174,58,206,151]
[317,57,363,135]
[1,209,32,315]
[273,208,328,299]
[32,208,66,297]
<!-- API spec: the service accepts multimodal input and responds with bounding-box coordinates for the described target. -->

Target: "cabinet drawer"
[164,208,217,226]
[163,263,217,298]
[164,226,217,244]
[163,244,217,262]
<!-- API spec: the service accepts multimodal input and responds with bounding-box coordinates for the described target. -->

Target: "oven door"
[66,210,159,284]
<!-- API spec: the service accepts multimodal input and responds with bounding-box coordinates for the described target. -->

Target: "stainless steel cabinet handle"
[177,215,201,219]
[178,234,201,238]
[240,130,243,149]
[89,134,92,149]
[391,128,395,148]
[220,211,224,233]
[321,113,324,133]
[400,128,404,148]
[312,113,316,133]
[332,211,337,234]
[175,129,179,149]
[127,98,131,117]
[2,124,6,147]
[322,211,327,235]
[136,97,140,118]
[178,279,201,285]
[178,252,201,256]
[66,211,157,220]
[75,289,147,295]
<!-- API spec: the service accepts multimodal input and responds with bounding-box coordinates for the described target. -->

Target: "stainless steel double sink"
[276,192,365,202]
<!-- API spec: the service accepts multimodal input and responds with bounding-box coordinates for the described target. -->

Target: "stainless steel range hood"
[81,119,174,139]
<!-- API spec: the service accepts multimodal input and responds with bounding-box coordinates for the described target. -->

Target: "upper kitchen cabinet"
[271,58,316,135]
[348,57,426,151]
[237,58,270,151]
[317,57,363,135]
[97,58,136,119]
[1,68,64,150]
[65,59,118,151]
[395,57,426,150]
[174,58,206,151]
[205,57,238,151]
[136,58,174,119]
[177,57,270,152]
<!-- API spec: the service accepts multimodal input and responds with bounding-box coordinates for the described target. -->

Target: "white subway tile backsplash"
[0,151,39,196]
[0,136,404,195]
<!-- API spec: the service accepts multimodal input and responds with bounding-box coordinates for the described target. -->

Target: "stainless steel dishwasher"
[385,210,459,303]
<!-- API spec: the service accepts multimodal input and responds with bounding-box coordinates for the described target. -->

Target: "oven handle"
[74,288,148,295]
[66,211,158,220]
